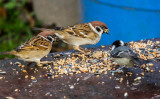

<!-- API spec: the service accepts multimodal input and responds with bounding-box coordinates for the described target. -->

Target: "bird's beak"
[104,29,110,34]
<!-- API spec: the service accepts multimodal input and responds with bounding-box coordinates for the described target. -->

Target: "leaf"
[4,1,16,9]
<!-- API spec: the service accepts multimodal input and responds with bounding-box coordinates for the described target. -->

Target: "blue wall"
[81,0,160,46]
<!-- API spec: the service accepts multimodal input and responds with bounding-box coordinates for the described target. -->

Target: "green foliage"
[0,0,35,59]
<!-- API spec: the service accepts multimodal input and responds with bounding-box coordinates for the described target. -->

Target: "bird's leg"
[73,45,86,54]
[79,47,91,53]
[37,61,53,67]
[36,60,53,67]
[36,62,43,67]
[111,65,125,73]
[36,60,44,67]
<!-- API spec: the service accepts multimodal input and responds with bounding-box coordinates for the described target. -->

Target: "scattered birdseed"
[96,75,100,78]
[6,97,14,99]
[31,76,35,80]
[32,79,37,83]
[148,63,154,67]
[101,46,105,48]
[10,62,13,65]
[54,75,58,78]
[0,71,6,75]
[83,74,93,80]
[45,92,51,96]
[130,87,137,90]
[115,85,120,89]
[104,71,107,74]
[43,67,47,70]
[14,62,22,67]
[119,78,123,83]
[25,75,29,79]
[92,51,102,59]
[132,82,141,86]
[150,70,154,73]
[140,73,144,76]
[22,70,27,73]
[124,92,128,97]
[0,77,3,79]
[8,40,159,81]
[45,73,53,77]
[69,85,74,89]
[22,65,26,68]
[134,77,141,81]
[64,96,66,99]
[145,67,150,71]
[14,89,19,92]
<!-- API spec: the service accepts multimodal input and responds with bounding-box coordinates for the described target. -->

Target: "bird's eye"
[95,26,101,32]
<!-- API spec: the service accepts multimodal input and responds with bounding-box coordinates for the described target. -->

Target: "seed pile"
[129,40,160,60]
[44,50,111,77]
[128,40,160,71]
[15,40,160,78]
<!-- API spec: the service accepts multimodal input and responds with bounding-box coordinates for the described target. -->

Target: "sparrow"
[110,40,148,72]
[33,21,109,53]
[0,31,55,66]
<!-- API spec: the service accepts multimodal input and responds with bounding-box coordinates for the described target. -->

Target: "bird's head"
[89,21,109,36]
[111,40,124,51]
[38,31,55,43]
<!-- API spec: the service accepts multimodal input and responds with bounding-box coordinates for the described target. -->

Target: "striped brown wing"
[15,36,50,52]
[64,23,91,38]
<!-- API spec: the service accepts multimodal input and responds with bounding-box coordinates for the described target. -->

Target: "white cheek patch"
[111,45,115,51]
[88,23,103,36]
[120,40,124,46]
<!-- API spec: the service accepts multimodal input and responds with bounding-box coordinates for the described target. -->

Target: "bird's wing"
[33,24,96,39]
[15,36,50,52]
[63,23,93,38]
[111,46,139,59]
[111,50,130,58]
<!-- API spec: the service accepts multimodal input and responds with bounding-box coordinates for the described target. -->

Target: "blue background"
[80,0,160,46]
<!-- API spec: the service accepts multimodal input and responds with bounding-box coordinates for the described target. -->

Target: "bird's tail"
[32,27,55,32]
[132,57,153,66]
[0,51,16,55]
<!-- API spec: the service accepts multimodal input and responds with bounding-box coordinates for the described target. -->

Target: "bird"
[0,31,55,66]
[33,21,110,53]
[110,40,149,72]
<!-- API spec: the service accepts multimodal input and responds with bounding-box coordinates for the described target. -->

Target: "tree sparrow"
[0,31,55,66]
[110,40,148,72]
[34,21,109,53]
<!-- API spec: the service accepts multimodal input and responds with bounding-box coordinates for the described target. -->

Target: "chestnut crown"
[90,21,109,34]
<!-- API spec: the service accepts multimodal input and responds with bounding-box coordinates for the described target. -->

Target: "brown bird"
[34,21,109,53]
[0,31,55,66]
